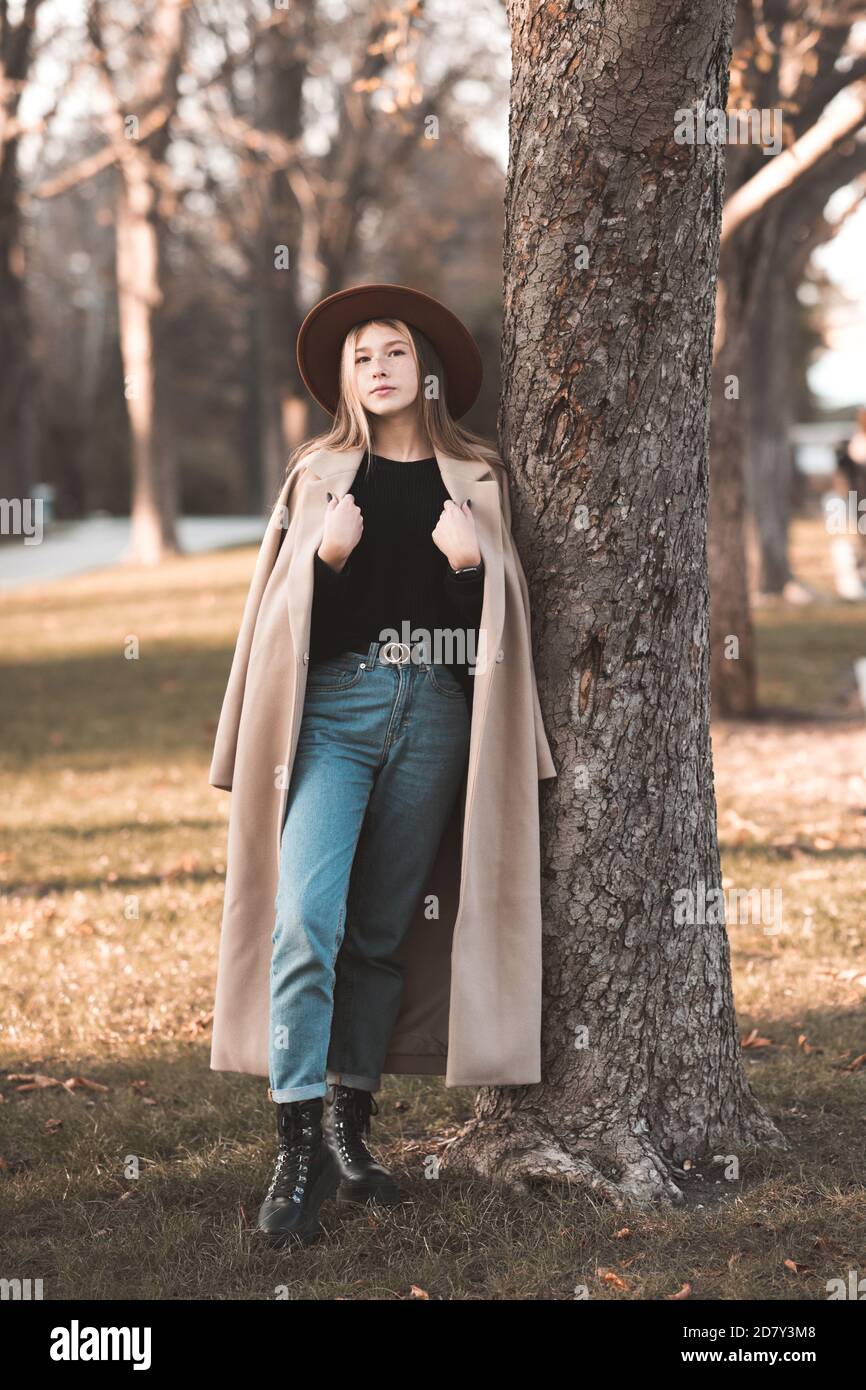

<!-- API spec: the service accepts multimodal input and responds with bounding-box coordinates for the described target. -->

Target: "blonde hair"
[283,317,503,491]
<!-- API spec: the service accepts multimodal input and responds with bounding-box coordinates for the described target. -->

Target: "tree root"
[437,1105,789,1208]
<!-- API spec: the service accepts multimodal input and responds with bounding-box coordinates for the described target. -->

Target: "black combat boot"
[256,1097,340,1247]
[322,1083,403,1206]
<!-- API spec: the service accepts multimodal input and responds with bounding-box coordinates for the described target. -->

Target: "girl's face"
[352,322,420,418]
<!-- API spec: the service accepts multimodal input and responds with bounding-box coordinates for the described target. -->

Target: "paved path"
[0,516,265,591]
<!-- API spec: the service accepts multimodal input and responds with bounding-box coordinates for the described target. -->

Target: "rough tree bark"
[440,0,787,1206]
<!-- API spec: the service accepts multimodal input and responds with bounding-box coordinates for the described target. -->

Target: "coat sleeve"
[495,464,557,781]
[442,557,485,629]
[208,461,309,791]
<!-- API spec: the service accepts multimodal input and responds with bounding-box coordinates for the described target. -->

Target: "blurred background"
[1,0,863,592]
[2,0,511,577]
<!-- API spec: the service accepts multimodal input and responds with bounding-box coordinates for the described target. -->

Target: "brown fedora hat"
[296,282,483,419]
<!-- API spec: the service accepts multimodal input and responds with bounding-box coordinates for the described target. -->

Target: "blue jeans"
[268,640,472,1103]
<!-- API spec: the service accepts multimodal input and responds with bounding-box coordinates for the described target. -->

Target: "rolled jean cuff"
[268,1082,328,1103]
[325,1069,380,1092]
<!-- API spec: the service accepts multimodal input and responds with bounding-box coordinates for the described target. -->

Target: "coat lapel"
[286,444,506,682]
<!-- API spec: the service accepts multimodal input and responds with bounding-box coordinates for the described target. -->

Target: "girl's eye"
[355,348,405,363]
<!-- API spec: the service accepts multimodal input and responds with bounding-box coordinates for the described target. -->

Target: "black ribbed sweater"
[309,451,485,702]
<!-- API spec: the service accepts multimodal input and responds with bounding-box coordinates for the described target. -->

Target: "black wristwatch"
[449,560,484,578]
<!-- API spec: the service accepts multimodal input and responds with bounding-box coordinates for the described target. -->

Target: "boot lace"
[331,1086,380,1163]
[266,1105,318,1202]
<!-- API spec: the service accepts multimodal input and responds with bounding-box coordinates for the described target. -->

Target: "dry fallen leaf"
[6,1072,63,1091]
[667,1282,692,1300]
[597,1267,629,1291]
[741,1029,774,1049]
[184,1011,214,1036]
[409,1285,430,1300]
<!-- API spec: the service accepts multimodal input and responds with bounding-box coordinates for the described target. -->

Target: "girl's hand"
[431,499,481,570]
[318,493,363,572]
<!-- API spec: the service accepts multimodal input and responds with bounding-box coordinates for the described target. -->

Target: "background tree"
[86,0,190,564]
[0,0,44,501]
[709,0,866,715]
[8,1,511,530]
[745,164,866,598]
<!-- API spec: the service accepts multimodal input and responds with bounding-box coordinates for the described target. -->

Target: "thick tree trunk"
[91,0,186,565]
[440,0,786,1206]
[117,157,178,565]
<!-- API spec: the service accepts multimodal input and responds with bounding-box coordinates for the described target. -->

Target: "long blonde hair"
[284,317,503,490]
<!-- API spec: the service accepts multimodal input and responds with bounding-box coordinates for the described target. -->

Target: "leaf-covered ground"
[1,520,864,1300]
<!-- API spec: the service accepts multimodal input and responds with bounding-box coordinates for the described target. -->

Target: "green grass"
[1,525,865,1300]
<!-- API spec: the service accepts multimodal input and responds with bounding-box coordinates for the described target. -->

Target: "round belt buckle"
[380,640,411,665]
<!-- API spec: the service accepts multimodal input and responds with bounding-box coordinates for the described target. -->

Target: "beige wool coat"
[208,443,557,1088]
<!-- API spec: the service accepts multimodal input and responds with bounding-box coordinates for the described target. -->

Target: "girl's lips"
[372,387,394,395]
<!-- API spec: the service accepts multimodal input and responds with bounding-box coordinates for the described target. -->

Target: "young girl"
[208,283,555,1249]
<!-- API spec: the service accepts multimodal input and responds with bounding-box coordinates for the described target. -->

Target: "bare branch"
[721,78,866,243]
[29,2,286,201]
[29,103,174,200]
[798,54,866,128]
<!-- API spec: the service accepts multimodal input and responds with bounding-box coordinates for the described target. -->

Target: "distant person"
[829,407,866,597]
[835,406,866,496]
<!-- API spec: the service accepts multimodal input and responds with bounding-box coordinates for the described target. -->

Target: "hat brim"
[296,283,483,419]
